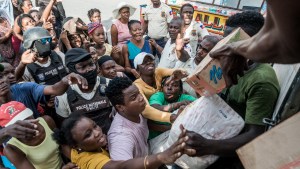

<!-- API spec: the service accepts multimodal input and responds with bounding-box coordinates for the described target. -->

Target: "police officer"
[15,27,68,85]
[55,48,113,134]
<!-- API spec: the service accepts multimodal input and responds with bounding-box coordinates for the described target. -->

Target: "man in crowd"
[184,11,280,169]
[55,48,113,134]
[143,0,173,58]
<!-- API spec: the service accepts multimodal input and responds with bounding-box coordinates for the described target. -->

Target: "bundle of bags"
[149,95,245,169]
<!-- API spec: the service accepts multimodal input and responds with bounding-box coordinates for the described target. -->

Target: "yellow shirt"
[97,43,113,59]
[71,149,111,169]
[134,68,174,123]
[7,118,63,169]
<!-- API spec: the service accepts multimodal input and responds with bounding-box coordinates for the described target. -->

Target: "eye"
[84,130,92,139]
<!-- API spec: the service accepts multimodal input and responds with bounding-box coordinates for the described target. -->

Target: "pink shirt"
[108,113,149,160]
[113,19,132,47]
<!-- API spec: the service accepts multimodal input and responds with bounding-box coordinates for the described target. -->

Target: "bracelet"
[144,155,148,169]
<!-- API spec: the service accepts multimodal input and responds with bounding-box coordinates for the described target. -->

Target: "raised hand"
[131,69,140,79]
[165,69,189,86]
[210,43,248,87]
[21,50,37,65]
[157,124,188,164]
[112,46,121,54]
[5,119,39,140]
[175,33,184,51]
[63,73,88,89]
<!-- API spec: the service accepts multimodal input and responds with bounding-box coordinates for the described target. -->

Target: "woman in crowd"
[148,76,196,139]
[0,16,20,67]
[2,101,63,169]
[111,2,136,52]
[88,22,122,65]
[53,113,187,169]
[122,20,152,78]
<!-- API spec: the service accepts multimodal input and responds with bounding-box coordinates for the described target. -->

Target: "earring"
[77,148,82,151]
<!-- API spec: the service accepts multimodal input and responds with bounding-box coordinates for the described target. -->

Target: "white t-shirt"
[144,3,173,39]
[158,39,192,69]
[183,21,209,58]
[108,113,149,160]
[54,76,110,118]
[175,58,198,97]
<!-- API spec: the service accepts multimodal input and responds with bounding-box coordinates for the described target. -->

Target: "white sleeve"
[108,132,135,161]
[54,93,72,118]
[197,22,210,38]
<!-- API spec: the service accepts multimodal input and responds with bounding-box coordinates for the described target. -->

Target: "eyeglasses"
[38,37,52,45]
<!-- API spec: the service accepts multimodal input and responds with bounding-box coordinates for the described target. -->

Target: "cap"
[0,101,33,127]
[65,48,91,67]
[133,52,155,69]
[97,55,113,67]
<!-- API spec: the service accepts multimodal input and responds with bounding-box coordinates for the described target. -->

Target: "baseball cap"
[65,48,91,67]
[0,101,33,127]
[133,52,155,69]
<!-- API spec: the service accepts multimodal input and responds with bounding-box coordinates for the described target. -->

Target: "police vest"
[27,51,69,85]
[66,77,112,134]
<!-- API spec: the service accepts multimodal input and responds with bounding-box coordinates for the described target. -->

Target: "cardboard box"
[186,28,250,96]
[237,112,300,169]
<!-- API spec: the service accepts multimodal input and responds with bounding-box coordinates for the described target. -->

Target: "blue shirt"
[11,82,46,118]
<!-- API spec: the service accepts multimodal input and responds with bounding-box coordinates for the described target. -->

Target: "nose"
[93,129,100,138]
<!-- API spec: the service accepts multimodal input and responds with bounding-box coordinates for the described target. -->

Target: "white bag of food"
[150,94,245,169]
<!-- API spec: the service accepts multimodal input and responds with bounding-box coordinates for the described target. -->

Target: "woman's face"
[71,117,107,152]
[22,0,33,13]
[30,11,40,22]
[91,27,105,45]
[90,12,101,23]
[162,78,182,103]
[48,11,56,24]
[21,17,36,31]
[119,7,130,20]
[129,23,143,41]
[68,34,82,48]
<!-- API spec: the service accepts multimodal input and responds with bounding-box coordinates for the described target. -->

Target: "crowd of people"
[0,0,299,168]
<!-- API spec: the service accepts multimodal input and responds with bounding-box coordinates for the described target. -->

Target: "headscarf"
[87,22,102,35]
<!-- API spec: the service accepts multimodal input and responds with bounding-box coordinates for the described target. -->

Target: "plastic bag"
[150,94,245,169]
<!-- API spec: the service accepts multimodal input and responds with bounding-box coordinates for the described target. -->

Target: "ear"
[115,104,125,114]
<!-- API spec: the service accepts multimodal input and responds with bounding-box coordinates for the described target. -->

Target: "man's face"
[1,63,17,85]
[137,55,155,76]
[119,85,146,116]
[100,60,117,79]
[21,17,36,31]
[169,20,181,40]
[181,6,194,25]
[75,58,97,74]
[151,0,161,6]
[195,39,214,65]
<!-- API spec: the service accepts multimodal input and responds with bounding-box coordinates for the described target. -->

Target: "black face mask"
[80,69,98,86]
[33,40,52,58]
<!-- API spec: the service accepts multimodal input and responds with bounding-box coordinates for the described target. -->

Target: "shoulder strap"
[66,87,77,104]
[50,51,63,63]
[26,63,40,82]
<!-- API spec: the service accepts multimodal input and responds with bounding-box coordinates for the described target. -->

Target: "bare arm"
[40,0,56,22]
[111,24,118,46]
[4,145,36,169]
[185,124,265,157]
[13,16,23,41]
[43,72,88,96]
[122,45,132,74]
[143,20,148,35]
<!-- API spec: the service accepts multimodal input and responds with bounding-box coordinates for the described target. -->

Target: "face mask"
[80,69,98,86]
[33,40,51,58]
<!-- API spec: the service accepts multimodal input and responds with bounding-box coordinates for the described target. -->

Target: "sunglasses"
[37,37,52,45]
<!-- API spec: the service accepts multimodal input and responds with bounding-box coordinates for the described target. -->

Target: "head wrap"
[88,22,103,35]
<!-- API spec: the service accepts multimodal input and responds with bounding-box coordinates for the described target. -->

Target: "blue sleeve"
[26,82,46,104]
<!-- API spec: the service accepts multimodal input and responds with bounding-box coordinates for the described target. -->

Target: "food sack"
[150,94,245,169]
[186,28,250,96]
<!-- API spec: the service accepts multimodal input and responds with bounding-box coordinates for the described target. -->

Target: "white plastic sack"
[150,94,245,169]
